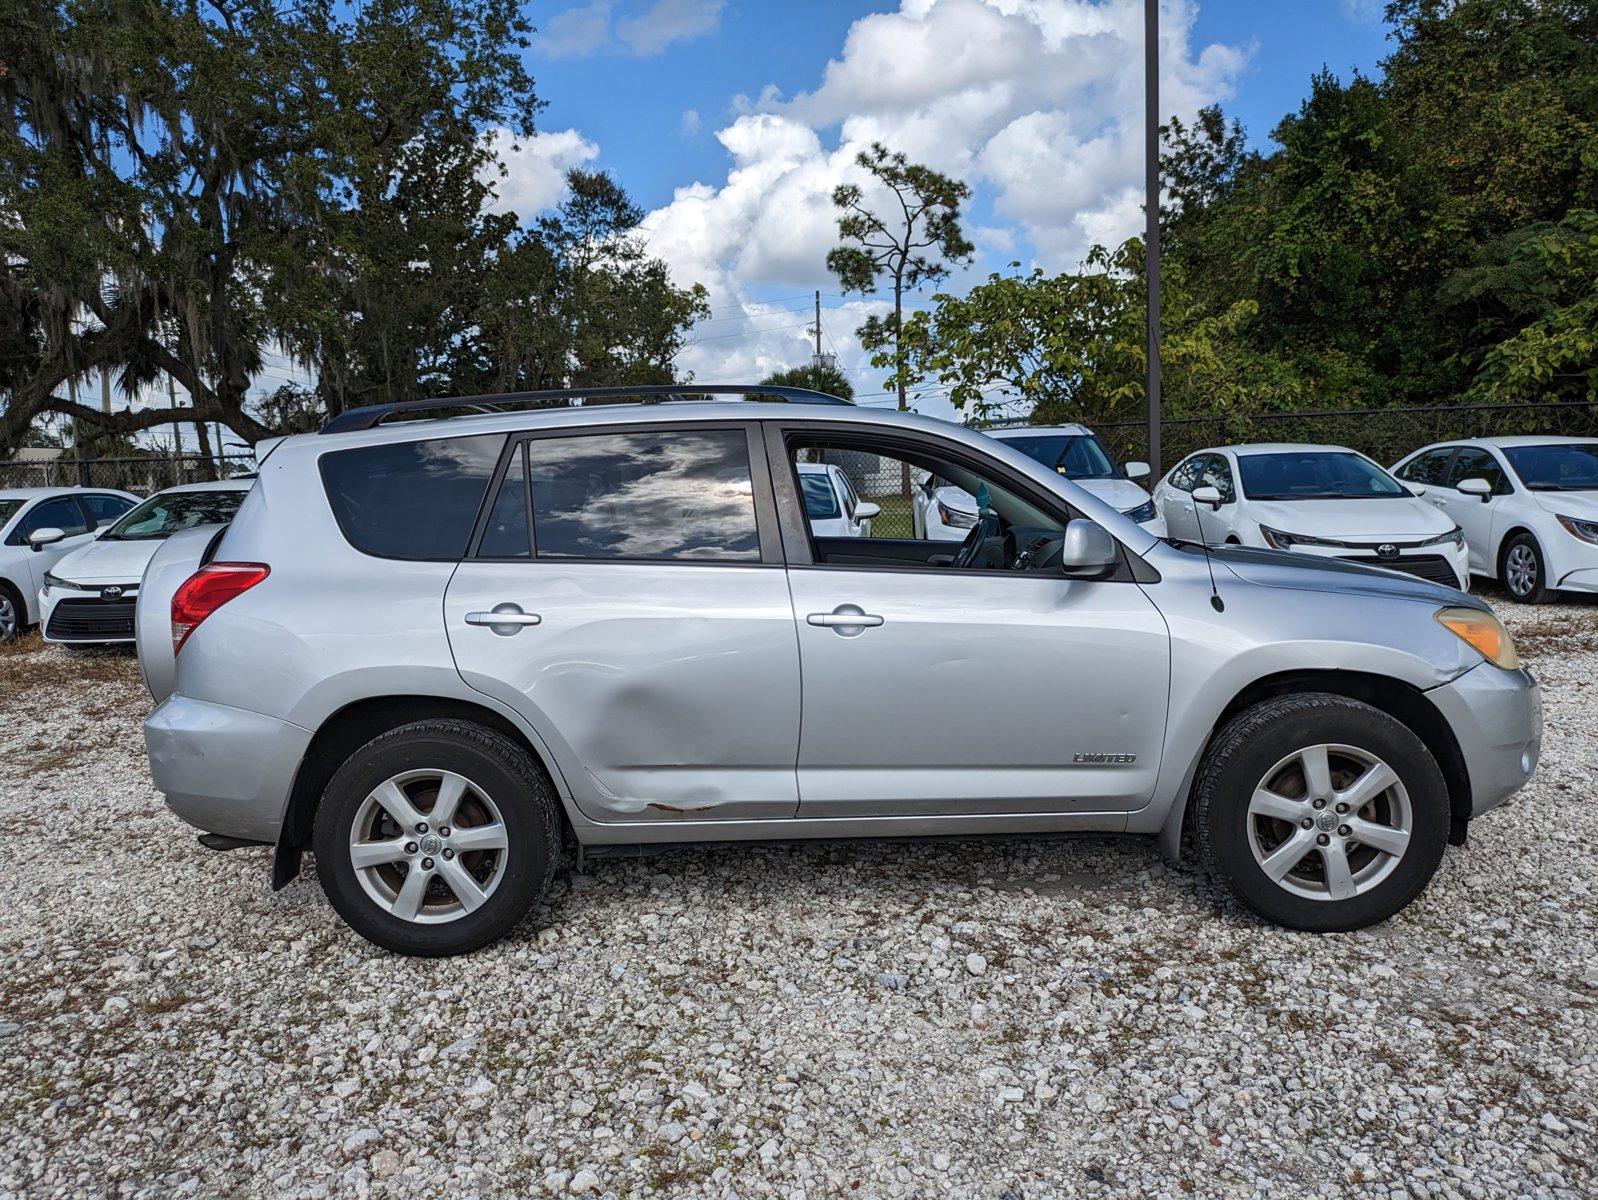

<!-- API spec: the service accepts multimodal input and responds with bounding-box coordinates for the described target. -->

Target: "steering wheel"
[951,514,1001,569]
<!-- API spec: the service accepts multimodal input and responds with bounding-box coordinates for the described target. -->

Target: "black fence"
[0,453,257,495]
[1093,401,1598,474]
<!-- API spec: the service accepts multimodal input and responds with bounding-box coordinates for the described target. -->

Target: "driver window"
[786,436,1067,572]
[1195,455,1236,503]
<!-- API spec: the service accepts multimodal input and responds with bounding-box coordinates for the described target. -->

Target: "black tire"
[0,580,24,640]
[1196,693,1448,932]
[312,719,562,956]
[1499,531,1554,604]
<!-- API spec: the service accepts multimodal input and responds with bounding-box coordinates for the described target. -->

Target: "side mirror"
[1191,485,1224,510]
[853,501,881,521]
[1124,461,1151,482]
[1407,484,1426,498]
[1059,520,1118,579]
[1456,477,1492,501]
[27,527,66,551]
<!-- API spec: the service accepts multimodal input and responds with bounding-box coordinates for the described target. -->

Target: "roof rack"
[319,384,853,435]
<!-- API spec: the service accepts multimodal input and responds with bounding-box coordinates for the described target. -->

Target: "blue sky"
[494,1,1399,409]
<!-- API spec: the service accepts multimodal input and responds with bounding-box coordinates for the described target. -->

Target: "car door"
[444,423,803,824]
[771,423,1170,818]
[7,495,96,595]
[1395,446,1458,511]
[1192,454,1238,544]
[1156,455,1203,540]
[1439,448,1508,573]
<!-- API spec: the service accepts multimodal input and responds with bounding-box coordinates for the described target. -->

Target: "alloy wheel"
[1246,743,1412,902]
[0,593,16,639]
[348,769,510,924]
[1505,544,1537,598]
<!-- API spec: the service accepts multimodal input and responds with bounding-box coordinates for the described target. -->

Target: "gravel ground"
[2,593,1595,1200]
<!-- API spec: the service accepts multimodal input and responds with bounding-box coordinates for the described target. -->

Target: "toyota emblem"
[1376,544,1398,560]
[102,585,124,599]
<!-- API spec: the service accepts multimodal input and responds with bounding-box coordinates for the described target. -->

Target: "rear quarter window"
[320,434,507,560]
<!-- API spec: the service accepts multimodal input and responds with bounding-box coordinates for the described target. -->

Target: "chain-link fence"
[0,454,257,494]
[1092,401,1598,475]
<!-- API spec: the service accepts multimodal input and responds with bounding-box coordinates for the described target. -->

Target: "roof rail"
[318,384,853,435]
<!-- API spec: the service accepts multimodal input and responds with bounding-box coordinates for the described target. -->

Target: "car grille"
[46,597,137,640]
[1338,554,1459,586]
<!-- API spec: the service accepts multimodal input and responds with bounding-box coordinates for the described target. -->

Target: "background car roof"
[0,486,134,501]
[1194,443,1360,457]
[147,479,255,495]
[986,424,1093,437]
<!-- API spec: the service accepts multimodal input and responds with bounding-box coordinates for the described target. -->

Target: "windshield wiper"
[1527,483,1598,491]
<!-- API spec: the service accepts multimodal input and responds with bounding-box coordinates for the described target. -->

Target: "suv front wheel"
[1196,694,1448,932]
[312,720,562,955]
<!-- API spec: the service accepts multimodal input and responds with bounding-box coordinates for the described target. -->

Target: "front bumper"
[40,583,140,643]
[1426,662,1542,819]
[1279,541,1468,589]
[144,696,312,842]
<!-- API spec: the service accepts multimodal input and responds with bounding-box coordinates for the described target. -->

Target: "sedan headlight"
[1418,525,1466,549]
[936,501,977,529]
[41,572,73,596]
[1556,513,1598,545]
[1436,606,1519,670]
[1122,499,1158,524]
[1258,525,1341,550]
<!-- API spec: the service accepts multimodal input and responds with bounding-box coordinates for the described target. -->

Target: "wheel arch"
[1495,524,1540,575]
[1159,668,1471,864]
[273,694,572,889]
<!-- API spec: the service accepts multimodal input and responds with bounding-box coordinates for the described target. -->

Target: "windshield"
[105,489,246,540]
[1238,452,1405,500]
[0,499,22,528]
[799,473,841,520]
[999,434,1120,480]
[1502,443,1598,491]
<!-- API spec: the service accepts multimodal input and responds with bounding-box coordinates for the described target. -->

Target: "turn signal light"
[1435,606,1519,670]
[171,563,270,655]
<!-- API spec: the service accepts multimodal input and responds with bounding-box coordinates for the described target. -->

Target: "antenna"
[1190,485,1226,613]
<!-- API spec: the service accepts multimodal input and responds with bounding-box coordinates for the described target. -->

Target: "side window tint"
[527,430,761,561]
[1196,455,1235,503]
[320,433,506,560]
[1169,457,1199,492]
[1400,449,1454,486]
[23,496,90,538]
[479,443,530,558]
[83,494,135,525]
[1446,449,1506,493]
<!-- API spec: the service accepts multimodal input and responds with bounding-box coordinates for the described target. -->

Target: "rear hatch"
[135,525,225,702]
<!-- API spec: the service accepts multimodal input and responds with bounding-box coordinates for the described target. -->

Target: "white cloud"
[536,0,724,58]
[637,0,1249,402]
[680,108,702,138]
[482,129,601,220]
[1340,0,1384,23]
[617,0,726,56]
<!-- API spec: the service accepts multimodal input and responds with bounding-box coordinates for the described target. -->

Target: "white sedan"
[917,423,1165,540]
[0,487,139,639]
[1392,436,1598,603]
[1153,443,1469,589]
[797,463,879,538]
[40,480,252,644]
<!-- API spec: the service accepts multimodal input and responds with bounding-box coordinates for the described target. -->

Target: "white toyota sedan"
[1153,443,1469,589]
[40,479,253,644]
[797,462,878,538]
[1392,436,1598,603]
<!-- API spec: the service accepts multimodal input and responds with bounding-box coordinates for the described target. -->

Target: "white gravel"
[2,592,1595,1199]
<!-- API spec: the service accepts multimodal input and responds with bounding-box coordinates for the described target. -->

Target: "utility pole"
[1144,0,1163,481]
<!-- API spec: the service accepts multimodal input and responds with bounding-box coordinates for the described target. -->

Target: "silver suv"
[138,387,1542,955]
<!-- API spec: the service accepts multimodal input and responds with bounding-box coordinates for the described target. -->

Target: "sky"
[497,0,1397,415]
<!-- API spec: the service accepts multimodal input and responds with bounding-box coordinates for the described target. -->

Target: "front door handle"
[465,603,542,635]
[807,605,884,636]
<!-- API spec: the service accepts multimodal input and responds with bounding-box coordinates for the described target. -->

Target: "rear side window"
[21,496,90,539]
[83,494,135,525]
[525,429,761,561]
[1398,448,1455,485]
[320,434,506,560]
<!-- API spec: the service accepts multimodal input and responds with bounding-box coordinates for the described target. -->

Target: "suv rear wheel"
[1196,694,1448,932]
[312,720,562,955]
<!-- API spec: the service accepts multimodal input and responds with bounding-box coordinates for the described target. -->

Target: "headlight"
[1556,514,1598,545]
[1419,526,1466,549]
[936,501,977,529]
[41,572,72,595]
[1436,606,1519,670]
[1123,499,1158,524]
[1258,525,1340,550]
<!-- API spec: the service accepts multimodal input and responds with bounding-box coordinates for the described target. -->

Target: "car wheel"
[0,582,21,640]
[1499,532,1553,604]
[312,719,562,956]
[1196,693,1448,932]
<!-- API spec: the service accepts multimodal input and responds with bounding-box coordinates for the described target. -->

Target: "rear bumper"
[144,696,311,842]
[1427,662,1542,819]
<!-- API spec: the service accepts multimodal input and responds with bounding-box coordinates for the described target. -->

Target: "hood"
[1212,545,1483,609]
[1244,497,1453,541]
[1530,489,1598,520]
[1074,477,1151,512]
[50,536,162,586]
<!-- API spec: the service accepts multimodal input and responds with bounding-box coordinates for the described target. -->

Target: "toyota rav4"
[138,386,1542,955]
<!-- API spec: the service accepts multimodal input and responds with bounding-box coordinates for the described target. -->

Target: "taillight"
[171,563,270,655]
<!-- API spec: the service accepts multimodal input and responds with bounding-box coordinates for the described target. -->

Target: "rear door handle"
[466,604,542,634]
[807,606,884,635]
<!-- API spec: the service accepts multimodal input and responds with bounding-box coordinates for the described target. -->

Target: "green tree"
[760,362,855,401]
[826,143,973,411]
